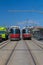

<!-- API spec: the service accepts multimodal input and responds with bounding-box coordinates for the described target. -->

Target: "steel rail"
[32,40,43,49]
[5,41,18,65]
[0,40,10,49]
[24,40,37,65]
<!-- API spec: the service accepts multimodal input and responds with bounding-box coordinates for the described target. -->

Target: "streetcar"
[9,26,21,41]
[22,27,32,40]
[0,27,8,40]
[33,27,43,40]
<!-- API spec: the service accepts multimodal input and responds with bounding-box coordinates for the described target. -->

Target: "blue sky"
[0,0,43,28]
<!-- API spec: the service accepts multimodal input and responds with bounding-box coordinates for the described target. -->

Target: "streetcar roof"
[32,28,40,31]
[22,27,30,30]
[32,26,43,31]
[10,26,20,29]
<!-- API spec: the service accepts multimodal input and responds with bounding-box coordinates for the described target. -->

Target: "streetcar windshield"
[0,31,6,34]
[22,29,30,33]
[10,29,20,34]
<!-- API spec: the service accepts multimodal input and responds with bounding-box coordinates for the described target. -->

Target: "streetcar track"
[0,40,8,46]
[0,40,10,49]
[24,40,36,65]
[0,40,39,65]
[5,41,18,65]
[32,40,43,49]
[5,40,37,65]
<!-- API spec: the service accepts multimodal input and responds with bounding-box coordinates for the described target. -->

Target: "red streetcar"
[9,26,20,41]
[22,27,31,40]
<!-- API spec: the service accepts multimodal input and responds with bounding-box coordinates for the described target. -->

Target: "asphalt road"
[7,40,35,65]
[26,39,43,65]
[0,39,43,65]
[0,40,17,65]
